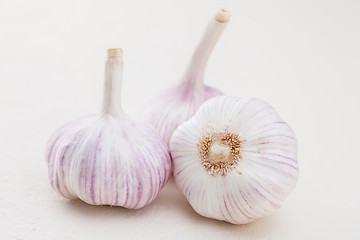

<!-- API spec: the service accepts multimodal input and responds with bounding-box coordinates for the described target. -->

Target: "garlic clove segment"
[170,96,298,224]
[45,49,171,209]
[142,9,231,146]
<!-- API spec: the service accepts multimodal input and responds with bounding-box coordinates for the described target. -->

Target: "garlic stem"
[101,48,124,118]
[182,8,230,90]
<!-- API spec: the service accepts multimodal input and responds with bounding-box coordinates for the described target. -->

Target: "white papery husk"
[142,9,230,146]
[46,115,171,209]
[170,96,298,224]
[45,49,171,209]
[142,84,222,146]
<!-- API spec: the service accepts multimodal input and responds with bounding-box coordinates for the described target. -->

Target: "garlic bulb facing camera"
[142,9,231,145]
[46,49,171,208]
[170,96,298,224]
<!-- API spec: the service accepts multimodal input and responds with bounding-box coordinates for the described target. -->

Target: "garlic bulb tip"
[107,48,123,58]
[215,8,231,23]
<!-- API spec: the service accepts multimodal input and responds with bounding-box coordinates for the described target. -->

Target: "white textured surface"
[1,0,360,239]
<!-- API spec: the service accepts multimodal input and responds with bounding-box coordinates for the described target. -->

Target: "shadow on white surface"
[62,176,281,238]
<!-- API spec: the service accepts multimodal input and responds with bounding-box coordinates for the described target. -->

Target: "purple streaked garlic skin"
[142,9,230,146]
[46,49,171,208]
[170,96,298,224]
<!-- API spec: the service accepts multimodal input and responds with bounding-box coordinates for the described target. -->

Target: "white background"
[1,0,359,239]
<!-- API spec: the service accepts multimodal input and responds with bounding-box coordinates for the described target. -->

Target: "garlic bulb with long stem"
[142,9,231,146]
[46,49,171,208]
[170,96,298,224]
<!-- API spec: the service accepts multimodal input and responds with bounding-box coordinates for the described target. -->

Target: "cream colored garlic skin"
[46,49,171,208]
[170,96,298,224]
[142,9,231,146]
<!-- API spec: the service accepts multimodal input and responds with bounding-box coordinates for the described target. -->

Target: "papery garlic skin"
[46,49,171,208]
[170,96,298,224]
[142,84,222,148]
[142,9,230,146]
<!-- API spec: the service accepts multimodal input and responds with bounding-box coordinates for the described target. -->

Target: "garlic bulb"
[170,96,298,224]
[46,49,171,209]
[142,9,231,145]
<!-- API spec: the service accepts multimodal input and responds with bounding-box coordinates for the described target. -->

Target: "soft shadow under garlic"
[62,177,192,219]
[63,177,284,238]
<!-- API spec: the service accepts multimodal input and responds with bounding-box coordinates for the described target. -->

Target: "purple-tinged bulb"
[45,49,171,208]
[170,96,299,224]
[142,9,231,146]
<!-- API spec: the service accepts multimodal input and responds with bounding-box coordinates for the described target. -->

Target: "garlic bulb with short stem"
[142,9,231,146]
[170,96,298,224]
[46,49,171,208]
